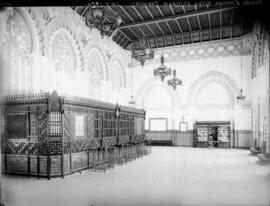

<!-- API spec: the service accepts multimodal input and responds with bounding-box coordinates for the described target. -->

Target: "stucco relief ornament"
[52,33,75,71]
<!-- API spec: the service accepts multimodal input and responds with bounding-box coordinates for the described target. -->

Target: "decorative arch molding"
[22,7,45,56]
[44,15,83,71]
[187,71,240,108]
[135,78,176,109]
[110,58,127,88]
[83,45,108,81]
[47,26,82,71]
[251,22,268,78]
[11,7,43,56]
[194,79,235,109]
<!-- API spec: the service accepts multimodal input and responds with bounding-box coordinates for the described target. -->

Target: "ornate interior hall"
[0,1,269,206]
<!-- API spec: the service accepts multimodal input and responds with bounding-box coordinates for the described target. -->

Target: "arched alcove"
[135,78,176,110]
[187,71,239,109]
[194,81,234,109]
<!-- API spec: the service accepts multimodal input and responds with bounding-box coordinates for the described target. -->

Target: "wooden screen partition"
[1,91,146,179]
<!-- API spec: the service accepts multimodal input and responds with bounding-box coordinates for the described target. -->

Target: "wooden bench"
[257,153,270,165]
[250,147,261,155]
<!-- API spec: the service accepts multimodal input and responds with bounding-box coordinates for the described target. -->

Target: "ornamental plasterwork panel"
[251,23,267,79]
[51,32,76,72]
[110,62,123,91]
[132,37,251,67]
[110,58,127,88]
[187,71,240,108]
[48,26,82,71]
[83,45,108,80]
[43,11,83,70]
[88,53,104,81]
[194,80,234,110]
[135,78,176,110]
[3,8,34,92]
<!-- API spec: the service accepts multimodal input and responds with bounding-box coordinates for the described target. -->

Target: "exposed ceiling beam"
[119,36,127,46]
[208,13,212,28]
[156,5,164,17]
[118,29,132,41]
[182,5,186,13]
[106,6,119,17]
[132,6,144,20]
[168,5,182,33]
[168,5,175,15]
[155,22,165,36]
[81,6,89,16]
[115,32,122,43]
[127,27,140,39]
[230,9,234,38]
[145,6,154,19]
[172,35,175,46]
[154,38,158,48]
[119,5,135,22]
[220,11,222,38]
[110,28,119,39]
[119,7,235,29]
[181,34,184,44]
[141,24,243,44]
[176,19,183,33]
[165,21,174,34]
[186,17,192,31]
[123,39,130,49]
[146,24,156,36]
[137,26,148,37]
[164,37,167,47]
[197,16,202,30]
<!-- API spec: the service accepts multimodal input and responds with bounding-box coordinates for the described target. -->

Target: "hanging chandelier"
[236,88,246,100]
[131,38,154,67]
[153,54,172,81]
[85,6,122,37]
[168,70,182,90]
[128,59,136,106]
[236,37,246,100]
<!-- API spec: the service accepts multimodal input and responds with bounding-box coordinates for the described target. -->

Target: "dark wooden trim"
[61,110,64,179]
[37,107,40,179]
[46,110,50,180]
[27,107,30,178]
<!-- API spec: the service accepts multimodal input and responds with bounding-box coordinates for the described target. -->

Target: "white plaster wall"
[132,38,252,132]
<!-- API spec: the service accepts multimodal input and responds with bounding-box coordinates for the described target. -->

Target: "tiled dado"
[145,130,194,147]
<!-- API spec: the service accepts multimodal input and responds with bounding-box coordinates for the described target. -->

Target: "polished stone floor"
[2,146,270,206]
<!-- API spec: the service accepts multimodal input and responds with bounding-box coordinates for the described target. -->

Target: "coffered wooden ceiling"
[72,4,253,50]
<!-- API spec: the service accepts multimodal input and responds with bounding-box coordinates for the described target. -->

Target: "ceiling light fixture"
[131,38,154,67]
[85,6,122,37]
[154,52,172,81]
[236,35,246,100]
[168,70,182,90]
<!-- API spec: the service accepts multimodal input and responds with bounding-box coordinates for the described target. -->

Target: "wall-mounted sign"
[75,115,85,136]
[179,122,188,132]
[149,118,167,131]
